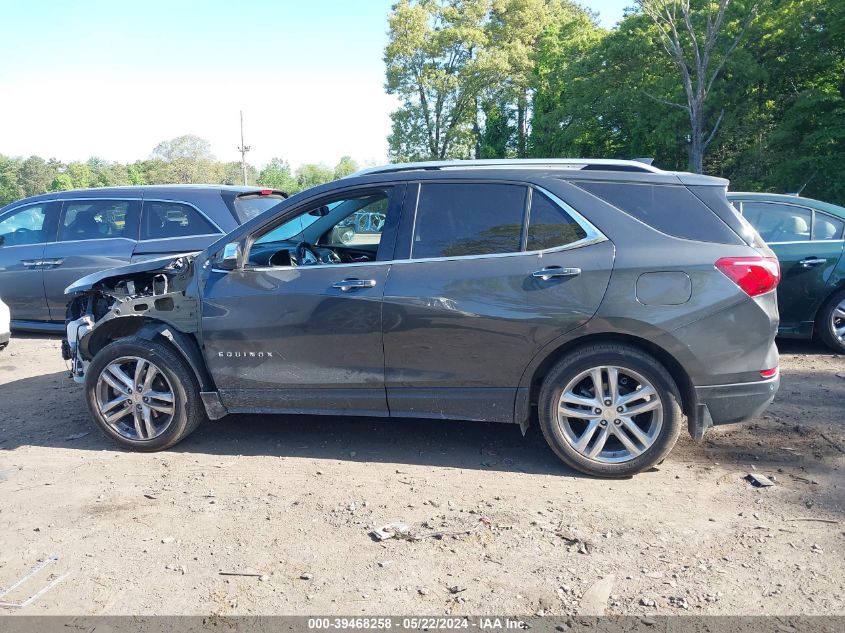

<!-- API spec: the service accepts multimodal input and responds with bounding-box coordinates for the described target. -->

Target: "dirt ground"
[0,334,843,616]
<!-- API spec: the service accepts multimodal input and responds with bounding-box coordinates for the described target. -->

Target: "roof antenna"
[792,170,816,197]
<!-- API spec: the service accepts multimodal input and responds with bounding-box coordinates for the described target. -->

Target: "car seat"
[64,210,101,240]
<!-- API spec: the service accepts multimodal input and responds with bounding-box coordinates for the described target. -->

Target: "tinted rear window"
[575,181,742,244]
[412,183,526,259]
[232,195,286,222]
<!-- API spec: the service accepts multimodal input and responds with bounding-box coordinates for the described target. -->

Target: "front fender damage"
[64,255,201,381]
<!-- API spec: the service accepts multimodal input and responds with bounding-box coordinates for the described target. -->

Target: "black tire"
[537,343,683,478]
[817,288,845,353]
[84,336,205,451]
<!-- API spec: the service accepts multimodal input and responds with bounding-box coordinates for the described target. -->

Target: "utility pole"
[237,110,251,185]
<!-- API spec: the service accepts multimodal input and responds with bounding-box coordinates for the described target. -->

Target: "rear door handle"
[799,257,826,268]
[332,278,377,291]
[41,258,64,267]
[532,266,582,280]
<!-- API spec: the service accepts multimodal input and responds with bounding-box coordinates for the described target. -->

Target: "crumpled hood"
[65,252,199,295]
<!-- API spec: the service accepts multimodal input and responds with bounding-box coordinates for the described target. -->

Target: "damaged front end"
[63,254,201,382]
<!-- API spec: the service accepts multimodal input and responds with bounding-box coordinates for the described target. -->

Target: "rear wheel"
[538,344,683,478]
[817,289,845,353]
[85,336,204,451]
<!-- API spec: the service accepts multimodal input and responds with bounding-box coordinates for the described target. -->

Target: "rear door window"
[526,191,587,250]
[575,181,740,243]
[411,183,527,259]
[141,201,221,240]
[742,202,812,243]
[59,200,139,241]
[813,213,845,241]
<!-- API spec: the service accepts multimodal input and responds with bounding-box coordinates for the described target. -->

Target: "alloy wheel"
[556,365,663,463]
[832,299,845,344]
[95,356,175,440]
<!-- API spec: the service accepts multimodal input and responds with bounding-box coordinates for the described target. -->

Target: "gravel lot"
[0,334,843,616]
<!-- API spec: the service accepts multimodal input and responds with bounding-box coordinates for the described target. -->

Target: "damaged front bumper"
[62,253,201,382]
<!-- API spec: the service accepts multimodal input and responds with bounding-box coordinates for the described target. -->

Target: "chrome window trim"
[237,260,389,274]
[51,237,136,245]
[537,186,606,245]
[137,233,222,244]
[234,235,610,274]
[225,184,607,273]
[766,239,845,246]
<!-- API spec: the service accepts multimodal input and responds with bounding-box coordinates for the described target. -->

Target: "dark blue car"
[0,185,285,330]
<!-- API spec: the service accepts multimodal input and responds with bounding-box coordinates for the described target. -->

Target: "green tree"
[66,162,92,189]
[150,134,217,183]
[385,0,492,160]
[637,0,761,173]
[258,158,298,192]
[18,156,56,197]
[51,173,74,191]
[333,156,359,179]
[295,163,334,191]
[485,0,574,156]
[0,155,24,206]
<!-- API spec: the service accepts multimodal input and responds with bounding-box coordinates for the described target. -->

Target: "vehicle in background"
[727,192,845,353]
[0,296,9,350]
[0,185,285,331]
[64,159,780,478]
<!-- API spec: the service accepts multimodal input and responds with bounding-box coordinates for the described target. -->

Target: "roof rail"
[350,158,664,178]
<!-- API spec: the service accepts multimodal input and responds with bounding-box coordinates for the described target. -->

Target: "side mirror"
[309,205,331,217]
[218,242,242,270]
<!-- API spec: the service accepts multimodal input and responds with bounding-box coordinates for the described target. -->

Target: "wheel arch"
[517,332,695,428]
[813,279,845,335]
[84,317,215,393]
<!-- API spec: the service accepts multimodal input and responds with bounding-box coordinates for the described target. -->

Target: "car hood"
[65,252,200,295]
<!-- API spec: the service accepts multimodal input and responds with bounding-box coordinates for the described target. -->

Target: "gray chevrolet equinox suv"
[63,159,780,477]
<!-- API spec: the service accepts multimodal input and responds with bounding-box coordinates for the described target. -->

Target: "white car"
[0,296,9,350]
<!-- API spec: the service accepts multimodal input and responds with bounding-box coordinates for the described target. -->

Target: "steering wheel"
[295,241,323,266]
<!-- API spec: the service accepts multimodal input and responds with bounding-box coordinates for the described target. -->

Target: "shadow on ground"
[1,362,842,486]
[0,368,574,475]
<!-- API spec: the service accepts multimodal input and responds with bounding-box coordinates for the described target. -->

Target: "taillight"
[715,256,780,297]
[760,367,778,379]
[259,189,272,195]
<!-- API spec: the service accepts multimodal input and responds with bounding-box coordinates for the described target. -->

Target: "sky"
[0,0,631,170]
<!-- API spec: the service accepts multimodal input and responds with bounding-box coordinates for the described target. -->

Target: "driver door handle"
[799,257,826,268]
[21,259,44,268]
[333,278,377,292]
[532,266,582,280]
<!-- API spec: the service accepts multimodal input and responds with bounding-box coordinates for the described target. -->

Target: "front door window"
[0,204,48,246]
[248,191,390,268]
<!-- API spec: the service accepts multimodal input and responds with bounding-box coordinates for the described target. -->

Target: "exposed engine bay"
[63,254,200,381]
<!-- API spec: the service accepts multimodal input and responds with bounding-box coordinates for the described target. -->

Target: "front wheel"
[84,336,205,451]
[817,289,845,353]
[538,344,683,478]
